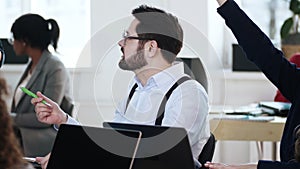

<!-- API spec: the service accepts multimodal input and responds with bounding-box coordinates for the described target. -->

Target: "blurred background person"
[274,53,300,103]
[0,77,34,169]
[9,13,74,157]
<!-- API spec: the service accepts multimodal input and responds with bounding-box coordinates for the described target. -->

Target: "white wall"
[0,0,280,165]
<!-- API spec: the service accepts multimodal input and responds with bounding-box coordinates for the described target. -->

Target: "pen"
[23,157,36,163]
[20,87,49,105]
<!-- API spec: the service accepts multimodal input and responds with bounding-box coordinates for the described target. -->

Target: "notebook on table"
[46,124,142,169]
[258,101,291,117]
[103,122,196,169]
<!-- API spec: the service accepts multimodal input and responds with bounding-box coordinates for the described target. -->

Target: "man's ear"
[145,40,158,57]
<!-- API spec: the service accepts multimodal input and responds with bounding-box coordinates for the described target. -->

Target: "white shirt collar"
[133,61,186,92]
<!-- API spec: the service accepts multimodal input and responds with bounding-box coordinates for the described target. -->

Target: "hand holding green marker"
[20,87,49,105]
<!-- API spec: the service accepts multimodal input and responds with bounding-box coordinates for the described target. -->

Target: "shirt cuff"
[53,114,80,130]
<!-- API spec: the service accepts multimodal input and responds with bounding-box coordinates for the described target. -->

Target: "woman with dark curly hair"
[0,78,33,169]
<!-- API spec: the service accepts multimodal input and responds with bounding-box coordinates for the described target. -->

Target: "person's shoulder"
[45,52,67,68]
[48,53,63,62]
[180,76,205,90]
[175,76,208,96]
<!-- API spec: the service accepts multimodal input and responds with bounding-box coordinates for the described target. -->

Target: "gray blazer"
[11,50,73,157]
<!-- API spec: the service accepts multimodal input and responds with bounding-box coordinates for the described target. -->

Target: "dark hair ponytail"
[47,19,60,51]
[11,13,60,51]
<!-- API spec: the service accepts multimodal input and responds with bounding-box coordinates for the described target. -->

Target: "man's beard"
[119,49,148,71]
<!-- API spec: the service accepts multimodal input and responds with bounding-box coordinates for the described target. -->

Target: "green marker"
[20,87,49,105]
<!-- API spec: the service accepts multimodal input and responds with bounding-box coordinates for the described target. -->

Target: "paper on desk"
[213,115,274,122]
[209,104,263,116]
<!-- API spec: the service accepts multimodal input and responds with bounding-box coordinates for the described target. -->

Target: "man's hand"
[31,91,67,125]
[36,153,51,169]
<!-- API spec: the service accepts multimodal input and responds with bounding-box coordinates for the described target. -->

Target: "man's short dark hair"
[132,5,183,63]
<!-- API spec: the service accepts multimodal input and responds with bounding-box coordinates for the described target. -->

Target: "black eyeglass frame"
[122,30,154,45]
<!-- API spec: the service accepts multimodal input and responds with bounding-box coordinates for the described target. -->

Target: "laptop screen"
[46,124,141,169]
[103,122,196,169]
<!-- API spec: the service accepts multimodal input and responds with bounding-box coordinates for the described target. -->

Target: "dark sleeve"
[217,0,300,103]
[0,40,5,68]
[258,160,300,169]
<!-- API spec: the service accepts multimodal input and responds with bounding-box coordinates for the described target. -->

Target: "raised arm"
[215,0,300,164]
[216,0,300,103]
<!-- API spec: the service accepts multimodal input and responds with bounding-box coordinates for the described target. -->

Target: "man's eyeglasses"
[122,30,153,45]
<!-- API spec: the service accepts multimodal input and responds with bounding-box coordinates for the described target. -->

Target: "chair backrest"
[175,57,208,94]
[198,132,216,168]
[60,96,74,117]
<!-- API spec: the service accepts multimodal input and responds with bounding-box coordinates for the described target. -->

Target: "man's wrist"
[53,113,68,130]
[62,113,68,123]
[65,113,69,123]
[58,113,68,125]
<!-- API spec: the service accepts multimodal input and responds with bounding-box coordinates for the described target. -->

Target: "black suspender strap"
[125,83,138,112]
[155,76,191,125]
[125,76,192,125]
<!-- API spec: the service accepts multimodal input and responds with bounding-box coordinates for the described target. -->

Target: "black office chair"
[175,57,208,94]
[60,96,74,116]
[198,132,216,168]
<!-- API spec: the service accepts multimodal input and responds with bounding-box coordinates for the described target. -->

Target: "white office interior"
[0,0,289,165]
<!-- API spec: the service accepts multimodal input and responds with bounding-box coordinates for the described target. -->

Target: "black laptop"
[46,124,142,169]
[103,122,196,169]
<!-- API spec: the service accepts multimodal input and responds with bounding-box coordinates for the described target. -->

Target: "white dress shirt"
[113,61,210,166]
[14,72,32,106]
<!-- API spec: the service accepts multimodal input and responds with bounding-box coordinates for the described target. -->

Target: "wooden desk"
[210,116,285,141]
[209,116,286,160]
